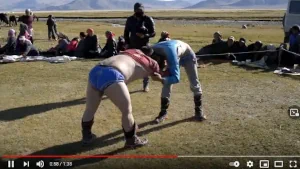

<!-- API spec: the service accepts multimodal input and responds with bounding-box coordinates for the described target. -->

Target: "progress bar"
[2,155,178,159]
[178,156,300,158]
[2,155,300,159]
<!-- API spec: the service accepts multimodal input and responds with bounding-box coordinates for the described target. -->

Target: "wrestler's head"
[141,46,166,70]
[140,46,153,56]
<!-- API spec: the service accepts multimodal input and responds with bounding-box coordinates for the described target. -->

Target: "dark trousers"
[27,50,39,56]
[0,47,5,54]
[48,26,56,40]
[281,51,297,67]
[295,56,300,64]
[84,51,100,59]
[40,51,56,57]
[54,25,58,35]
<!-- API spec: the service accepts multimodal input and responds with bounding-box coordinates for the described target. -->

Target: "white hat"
[228,36,235,41]
[19,36,26,41]
[8,29,16,36]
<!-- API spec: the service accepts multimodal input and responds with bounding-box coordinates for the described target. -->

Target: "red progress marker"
[2,155,178,159]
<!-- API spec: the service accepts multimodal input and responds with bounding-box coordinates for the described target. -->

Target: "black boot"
[155,97,170,124]
[194,94,206,121]
[81,118,96,146]
[124,123,148,148]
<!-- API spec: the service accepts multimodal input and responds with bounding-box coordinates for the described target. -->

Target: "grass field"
[11,9,285,20]
[0,15,300,169]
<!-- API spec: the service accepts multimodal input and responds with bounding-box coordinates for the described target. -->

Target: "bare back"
[98,54,154,84]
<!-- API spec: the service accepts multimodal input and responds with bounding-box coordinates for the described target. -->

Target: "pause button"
[8,160,14,168]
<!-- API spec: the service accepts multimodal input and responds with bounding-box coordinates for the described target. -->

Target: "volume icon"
[36,160,44,168]
[8,160,14,168]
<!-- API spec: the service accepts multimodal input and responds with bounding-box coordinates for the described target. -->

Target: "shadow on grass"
[273,74,300,81]
[236,65,274,73]
[198,59,230,67]
[236,65,300,80]
[0,90,144,122]
[11,117,195,168]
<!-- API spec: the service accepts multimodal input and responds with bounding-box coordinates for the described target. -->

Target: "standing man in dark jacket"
[47,15,57,41]
[124,2,156,92]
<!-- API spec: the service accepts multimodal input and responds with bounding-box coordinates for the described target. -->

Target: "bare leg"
[82,82,103,122]
[105,82,148,148]
[104,82,133,132]
[81,82,103,145]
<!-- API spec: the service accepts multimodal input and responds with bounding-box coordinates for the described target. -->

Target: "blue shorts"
[89,65,125,91]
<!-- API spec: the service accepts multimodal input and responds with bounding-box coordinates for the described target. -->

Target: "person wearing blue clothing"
[145,40,206,123]
[289,25,300,54]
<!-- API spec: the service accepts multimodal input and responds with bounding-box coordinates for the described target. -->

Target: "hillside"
[231,0,287,6]
[188,0,287,9]
[0,0,288,11]
[0,0,194,11]
[45,0,194,10]
[0,0,73,10]
[187,0,221,8]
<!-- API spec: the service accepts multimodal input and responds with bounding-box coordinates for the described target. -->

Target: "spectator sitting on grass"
[225,36,240,60]
[99,31,117,58]
[17,23,30,45]
[248,41,264,61]
[196,38,227,60]
[66,37,79,56]
[48,32,70,56]
[75,32,86,58]
[212,31,223,44]
[117,36,126,54]
[16,36,39,57]
[234,38,249,61]
[84,28,100,58]
[0,29,17,55]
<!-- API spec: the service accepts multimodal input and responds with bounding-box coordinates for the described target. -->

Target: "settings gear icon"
[247,161,254,168]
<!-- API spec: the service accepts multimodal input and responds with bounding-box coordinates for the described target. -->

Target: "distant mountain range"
[188,0,287,9]
[0,0,73,11]
[0,0,288,11]
[44,0,194,10]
